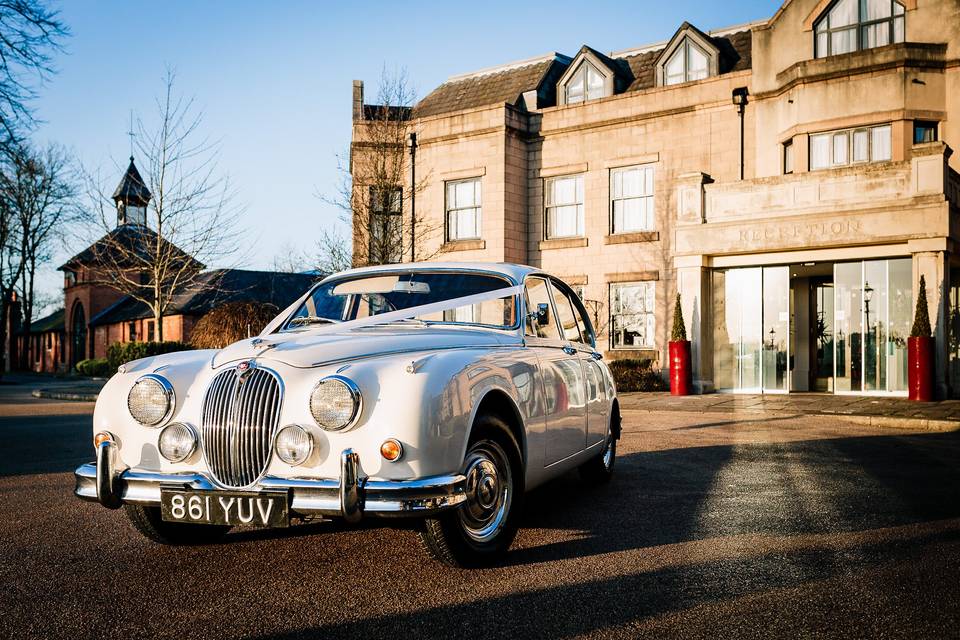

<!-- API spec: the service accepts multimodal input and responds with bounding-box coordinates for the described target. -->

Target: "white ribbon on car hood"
[213,284,526,368]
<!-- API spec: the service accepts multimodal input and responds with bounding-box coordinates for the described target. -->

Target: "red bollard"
[669,340,692,396]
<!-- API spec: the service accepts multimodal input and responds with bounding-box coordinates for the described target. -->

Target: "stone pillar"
[913,249,948,398]
[676,255,712,393]
[352,80,364,121]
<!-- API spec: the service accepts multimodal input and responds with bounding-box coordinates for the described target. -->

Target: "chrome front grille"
[201,366,283,488]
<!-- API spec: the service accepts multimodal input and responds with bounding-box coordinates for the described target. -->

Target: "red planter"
[669,340,692,396]
[908,336,935,401]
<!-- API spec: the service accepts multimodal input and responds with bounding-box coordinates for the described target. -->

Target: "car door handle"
[590,351,603,360]
[562,345,577,355]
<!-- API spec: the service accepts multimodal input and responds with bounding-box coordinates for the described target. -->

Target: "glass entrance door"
[712,266,790,393]
[833,259,911,395]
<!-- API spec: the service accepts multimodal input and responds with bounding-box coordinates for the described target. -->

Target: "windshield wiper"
[379,317,430,326]
[288,316,340,326]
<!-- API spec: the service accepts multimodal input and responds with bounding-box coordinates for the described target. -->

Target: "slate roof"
[410,27,752,118]
[25,308,64,333]
[58,224,200,272]
[88,269,319,326]
[112,157,151,205]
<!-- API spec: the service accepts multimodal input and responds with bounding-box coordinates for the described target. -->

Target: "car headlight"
[274,425,314,466]
[127,375,174,426]
[158,423,197,462]
[309,376,361,431]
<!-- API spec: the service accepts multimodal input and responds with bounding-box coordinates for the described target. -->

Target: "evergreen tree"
[671,292,687,342]
[911,274,932,338]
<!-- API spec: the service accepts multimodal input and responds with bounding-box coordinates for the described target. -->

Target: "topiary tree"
[911,275,932,338]
[671,292,687,342]
[190,301,279,349]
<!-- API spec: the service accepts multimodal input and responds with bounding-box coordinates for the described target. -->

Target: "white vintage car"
[75,262,620,567]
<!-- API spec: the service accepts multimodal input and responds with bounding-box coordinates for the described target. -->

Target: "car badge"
[235,360,255,381]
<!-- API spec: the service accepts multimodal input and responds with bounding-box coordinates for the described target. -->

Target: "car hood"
[211,326,522,369]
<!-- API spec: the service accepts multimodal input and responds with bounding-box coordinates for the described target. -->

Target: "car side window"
[525,277,561,340]
[550,282,582,343]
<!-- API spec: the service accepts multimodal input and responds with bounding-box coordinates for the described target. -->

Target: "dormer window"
[664,39,710,85]
[814,0,905,59]
[565,61,605,104]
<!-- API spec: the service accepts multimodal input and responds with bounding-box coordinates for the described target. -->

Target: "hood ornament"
[235,360,255,381]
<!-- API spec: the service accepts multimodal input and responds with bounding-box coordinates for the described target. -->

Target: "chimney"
[520,89,539,112]
[352,80,364,121]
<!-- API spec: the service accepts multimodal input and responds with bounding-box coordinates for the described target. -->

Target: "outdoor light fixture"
[732,87,749,111]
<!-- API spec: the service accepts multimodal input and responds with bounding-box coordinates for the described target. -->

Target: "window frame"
[609,281,656,350]
[914,120,938,144]
[663,38,712,86]
[609,164,655,234]
[564,60,606,105]
[368,186,403,264]
[544,173,585,240]
[444,177,482,242]
[814,0,905,59]
[783,140,794,174]
[808,123,892,170]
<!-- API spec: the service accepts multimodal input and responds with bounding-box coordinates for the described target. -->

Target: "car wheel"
[579,427,616,485]
[124,504,231,545]
[417,414,523,568]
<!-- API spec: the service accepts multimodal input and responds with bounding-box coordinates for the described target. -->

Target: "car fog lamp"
[275,425,314,466]
[309,376,361,431]
[380,439,403,462]
[127,375,174,426]
[158,423,197,463]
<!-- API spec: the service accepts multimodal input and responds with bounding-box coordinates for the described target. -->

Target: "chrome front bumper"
[75,442,467,521]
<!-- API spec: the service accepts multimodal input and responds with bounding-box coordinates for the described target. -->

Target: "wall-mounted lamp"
[732,87,749,180]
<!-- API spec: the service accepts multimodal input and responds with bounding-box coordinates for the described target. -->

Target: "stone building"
[350,0,960,397]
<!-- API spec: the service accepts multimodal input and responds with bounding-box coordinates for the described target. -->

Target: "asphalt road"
[1,381,959,639]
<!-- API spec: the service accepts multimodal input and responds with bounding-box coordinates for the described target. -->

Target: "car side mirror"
[536,303,550,327]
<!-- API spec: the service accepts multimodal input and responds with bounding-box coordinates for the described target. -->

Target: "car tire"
[578,429,616,485]
[417,414,523,568]
[124,504,231,545]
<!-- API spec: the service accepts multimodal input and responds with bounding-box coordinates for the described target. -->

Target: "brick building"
[350,0,960,397]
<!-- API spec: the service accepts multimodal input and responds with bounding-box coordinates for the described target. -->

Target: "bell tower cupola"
[112,156,151,226]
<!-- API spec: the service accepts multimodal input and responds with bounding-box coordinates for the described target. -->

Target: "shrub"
[608,357,667,392]
[190,301,280,349]
[75,358,111,377]
[671,293,687,342]
[107,341,192,372]
[910,274,932,338]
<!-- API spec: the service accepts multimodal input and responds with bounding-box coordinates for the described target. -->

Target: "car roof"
[323,262,545,285]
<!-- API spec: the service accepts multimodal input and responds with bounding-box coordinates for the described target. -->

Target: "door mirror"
[536,302,551,327]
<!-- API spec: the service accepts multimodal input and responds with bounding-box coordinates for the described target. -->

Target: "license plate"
[160,489,289,528]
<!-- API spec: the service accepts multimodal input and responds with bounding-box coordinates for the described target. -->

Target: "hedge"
[107,341,192,372]
[608,358,668,392]
[75,358,112,377]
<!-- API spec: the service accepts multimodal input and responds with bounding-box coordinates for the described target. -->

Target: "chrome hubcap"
[460,440,512,543]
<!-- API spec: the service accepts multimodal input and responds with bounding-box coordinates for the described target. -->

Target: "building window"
[545,174,584,239]
[445,178,481,241]
[784,140,794,174]
[914,120,938,144]
[564,61,606,104]
[809,124,891,170]
[368,187,402,264]
[147,320,155,342]
[610,282,655,349]
[610,165,654,233]
[664,38,710,86]
[814,0,905,59]
[128,321,137,342]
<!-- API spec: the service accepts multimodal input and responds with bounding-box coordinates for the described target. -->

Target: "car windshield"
[284,271,518,330]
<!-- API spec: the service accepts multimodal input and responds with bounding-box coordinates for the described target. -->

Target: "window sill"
[441,239,485,252]
[605,231,659,245]
[539,237,588,251]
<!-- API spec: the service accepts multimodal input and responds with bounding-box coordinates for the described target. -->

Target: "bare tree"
[0,0,68,143]
[323,67,441,267]
[272,229,352,278]
[84,69,239,342]
[6,142,77,367]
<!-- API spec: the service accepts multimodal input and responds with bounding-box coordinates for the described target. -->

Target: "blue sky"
[32,0,781,300]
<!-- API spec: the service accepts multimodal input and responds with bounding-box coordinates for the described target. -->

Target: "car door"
[524,276,588,466]
[551,279,609,449]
